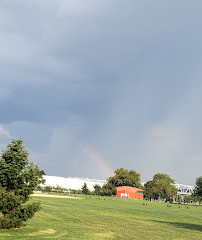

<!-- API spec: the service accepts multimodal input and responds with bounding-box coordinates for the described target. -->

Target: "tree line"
[81,168,202,203]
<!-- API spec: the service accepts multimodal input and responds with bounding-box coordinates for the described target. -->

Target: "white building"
[42,175,106,191]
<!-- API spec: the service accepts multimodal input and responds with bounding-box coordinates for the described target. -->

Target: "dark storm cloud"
[0,0,202,184]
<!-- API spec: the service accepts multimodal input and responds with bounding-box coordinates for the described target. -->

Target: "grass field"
[0,194,201,239]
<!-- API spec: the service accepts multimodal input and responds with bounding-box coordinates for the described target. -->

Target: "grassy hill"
[0,194,201,239]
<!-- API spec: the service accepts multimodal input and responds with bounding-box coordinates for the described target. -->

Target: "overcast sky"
[0,0,202,185]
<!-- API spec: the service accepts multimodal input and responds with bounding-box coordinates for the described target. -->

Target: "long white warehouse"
[42,175,106,191]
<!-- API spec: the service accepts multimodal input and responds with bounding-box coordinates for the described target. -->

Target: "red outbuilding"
[116,186,144,200]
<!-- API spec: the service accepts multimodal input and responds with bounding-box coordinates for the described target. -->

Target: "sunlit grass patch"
[0,195,201,239]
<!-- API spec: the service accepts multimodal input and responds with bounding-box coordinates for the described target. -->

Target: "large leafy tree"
[102,168,142,196]
[193,176,202,200]
[144,173,177,200]
[0,139,45,228]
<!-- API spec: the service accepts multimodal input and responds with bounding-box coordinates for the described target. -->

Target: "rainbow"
[83,146,114,177]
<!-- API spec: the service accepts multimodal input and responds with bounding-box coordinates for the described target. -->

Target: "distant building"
[173,183,195,197]
[42,175,106,191]
[116,186,144,200]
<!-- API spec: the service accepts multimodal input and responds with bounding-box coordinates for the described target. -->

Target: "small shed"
[116,186,144,200]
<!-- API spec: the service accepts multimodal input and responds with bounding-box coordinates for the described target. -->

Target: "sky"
[0,0,202,185]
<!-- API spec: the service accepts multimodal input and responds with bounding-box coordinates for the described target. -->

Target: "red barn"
[116,186,144,200]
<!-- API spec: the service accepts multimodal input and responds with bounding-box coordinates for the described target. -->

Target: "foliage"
[70,189,82,194]
[176,194,182,203]
[93,184,101,195]
[102,168,142,196]
[0,139,45,228]
[43,186,53,192]
[81,183,90,195]
[184,195,191,204]
[55,185,64,193]
[144,181,153,200]
[144,173,177,201]
[193,176,202,201]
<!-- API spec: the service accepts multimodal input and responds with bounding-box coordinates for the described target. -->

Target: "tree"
[55,185,63,193]
[93,184,101,195]
[43,186,53,192]
[81,183,90,195]
[184,195,191,204]
[194,176,202,198]
[102,168,142,196]
[144,173,177,201]
[193,176,202,203]
[144,181,153,200]
[0,139,45,228]
[176,194,182,203]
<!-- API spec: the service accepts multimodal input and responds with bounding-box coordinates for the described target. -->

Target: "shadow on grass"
[150,220,202,232]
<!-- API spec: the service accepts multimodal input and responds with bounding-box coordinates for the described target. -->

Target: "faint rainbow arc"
[84,146,114,177]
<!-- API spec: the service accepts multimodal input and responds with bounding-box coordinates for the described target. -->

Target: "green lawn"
[0,195,201,239]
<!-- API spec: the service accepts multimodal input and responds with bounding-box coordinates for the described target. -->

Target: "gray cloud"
[0,1,202,184]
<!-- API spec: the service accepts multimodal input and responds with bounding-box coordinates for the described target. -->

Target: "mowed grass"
[0,195,202,240]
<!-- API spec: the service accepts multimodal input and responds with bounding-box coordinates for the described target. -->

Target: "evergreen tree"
[81,183,90,195]
[0,139,45,228]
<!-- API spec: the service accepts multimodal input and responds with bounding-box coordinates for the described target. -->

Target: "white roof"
[42,175,106,191]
